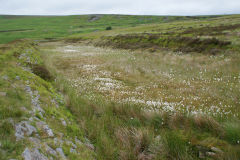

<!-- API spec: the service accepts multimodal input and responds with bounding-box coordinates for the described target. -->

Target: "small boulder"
[211,147,223,153]
[2,75,8,81]
[16,76,20,80]
[66,140,77,149]
[28,137,41,148]
[60,118,67,127]
[56,148,66,159]
[22,148,48,160]
[0,92,6,96]
[84,138,95,150]
[36,121,54,137]
[15,121,37,141]
[45,144,57,156]
[199,151,205,159]
[75,137,83,145]
[206,152,216,157]
[85,143,95,150]
[70,148,76,153]
[43,125,54,137]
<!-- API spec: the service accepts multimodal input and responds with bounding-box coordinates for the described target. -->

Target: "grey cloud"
[0,0,239,15]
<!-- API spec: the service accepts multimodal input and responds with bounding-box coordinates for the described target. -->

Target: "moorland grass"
[1,14,240,159]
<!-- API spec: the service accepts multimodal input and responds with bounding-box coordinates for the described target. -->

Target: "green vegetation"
[97,34,231,54]
[0,14,222,44]
[0,41,95,159]
[1,14,240,159]
[106,26,112,30]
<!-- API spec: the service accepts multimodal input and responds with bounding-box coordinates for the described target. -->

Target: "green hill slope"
[0,14,221,44]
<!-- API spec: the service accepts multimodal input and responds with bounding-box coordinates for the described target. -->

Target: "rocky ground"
[0,41,95,160]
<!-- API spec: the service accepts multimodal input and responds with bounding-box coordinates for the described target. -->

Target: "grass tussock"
[115,128,155,160]
[223,121,240,144]
[31,64,53,81]
[163,131,192,160]
[192,115,224,136]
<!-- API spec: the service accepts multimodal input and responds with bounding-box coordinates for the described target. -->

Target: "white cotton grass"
[53,43,239,119]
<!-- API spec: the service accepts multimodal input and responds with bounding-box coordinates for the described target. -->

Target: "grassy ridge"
[0,41,95,159]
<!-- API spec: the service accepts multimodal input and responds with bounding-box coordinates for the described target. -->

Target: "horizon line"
[0,13,239,17]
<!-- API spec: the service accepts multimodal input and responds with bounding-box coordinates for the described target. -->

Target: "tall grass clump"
[163,131,193,160]
[223,120,240,144]
[192,114,223,136]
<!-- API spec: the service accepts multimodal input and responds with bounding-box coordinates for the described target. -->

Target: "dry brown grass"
[115,127,155,160]
[193,115,224,135]
[168,113,189,130]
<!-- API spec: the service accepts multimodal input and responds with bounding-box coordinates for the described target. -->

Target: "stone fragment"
[43,125,54,137]
[25,85,44,113]
[70,148,76,153]
[2,75,8,80]
[16,76,20,80]
[7,118,14,125]
[20,107,28,112]
[199,151,205,159]
[56,148,66,159]
[0,92,6,96]
[54,138,63,146]
[36,121,54,137]
[22,148,48,160]
[45,144,57,156]
[211,147,223,153]
[15,121,37,141]
[85,143,95,150]
[66,140,77,149]
[28,137,41,148]
[206,152,216,157]
[60,118,67,126]
[75,137,83,145]
[84,138,94,150]
[51,99,59,108]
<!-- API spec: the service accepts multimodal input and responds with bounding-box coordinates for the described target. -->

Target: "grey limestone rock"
[60,118,67,127]
[0,92,6,96]
[22,148,48,160]
[211,147,223,153]
[56,148,66,159]
[15,121,37,141]
[45,144,57,156]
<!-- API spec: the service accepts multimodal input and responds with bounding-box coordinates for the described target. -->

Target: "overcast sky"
[0,0,240,15]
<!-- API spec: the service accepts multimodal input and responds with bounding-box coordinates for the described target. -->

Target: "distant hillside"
[0,14,223,44]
